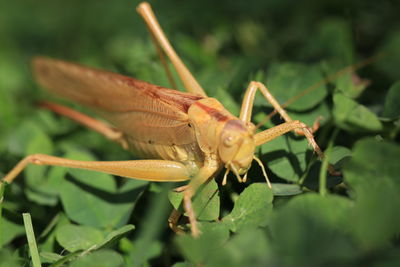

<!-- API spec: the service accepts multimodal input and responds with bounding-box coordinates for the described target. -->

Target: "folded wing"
[32,57,204,146]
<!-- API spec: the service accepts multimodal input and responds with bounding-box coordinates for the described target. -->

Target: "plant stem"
[319,128,339,196]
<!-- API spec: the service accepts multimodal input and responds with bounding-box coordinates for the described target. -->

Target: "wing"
[32,56,204,146]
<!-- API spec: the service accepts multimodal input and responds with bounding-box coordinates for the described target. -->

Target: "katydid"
[2,2,331,237]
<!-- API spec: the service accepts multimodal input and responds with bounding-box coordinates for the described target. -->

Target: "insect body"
[2,2,325,237]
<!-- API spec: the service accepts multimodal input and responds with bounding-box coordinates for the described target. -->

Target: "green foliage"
[169,180,220,221]
[344,139,400,249]
[270,194,355,266]
[69,250,124,267]
[1,0,400,266]
[222,183,273,232]
[333,92,383,132]
[383,81,400,119]
[264,62,328,111]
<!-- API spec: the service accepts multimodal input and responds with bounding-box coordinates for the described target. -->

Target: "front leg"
[240,81,339,176]
[239,81,320,134]
[254,120,323,158]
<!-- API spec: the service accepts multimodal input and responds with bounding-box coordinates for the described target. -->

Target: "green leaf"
[56,224,104,252]
[175,222,230,264]
[38,212,71,253]
[206,228,272,267]
[39,252,63,263]
[302,18,354,64]
[25,165,59,206]
[258,132,311,182]
[69,249,124,267]
[55,224,134,262]
[263,62,328,111]
[270,194,354,266]
[168,188,184,211]
[94,224,135,250]
[333,93,383,132]
[50,251,82,266]
[59,149,148,228]
[383,81,400,119]
[169,180,220,221]
[7,120,53,157]
[286,100,331,127]
[35,110,72,135]
[329,146,351,165]
[6,119,58,205]
[223,183,273,232]
[192,180,220,221]
[0,215,25,246]
[344,138,400,249]
[334,71,369,99]
[124,238,162,265]
[376,32,400,80]
[271,183,302,196]
[0,87,18,131]
[0,248,20,266]
[172,262,194,267]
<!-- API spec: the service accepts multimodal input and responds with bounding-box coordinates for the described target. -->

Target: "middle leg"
[40,101,129,149]
[254,120,323,158]
[254,120,339,175]
[240,81,341,175]
[182,160,219,237]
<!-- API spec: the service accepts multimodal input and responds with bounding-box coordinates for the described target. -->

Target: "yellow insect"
[2,2,327,237]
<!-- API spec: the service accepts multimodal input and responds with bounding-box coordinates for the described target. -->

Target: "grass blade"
[0,182,4,249]
[23,213,42,267]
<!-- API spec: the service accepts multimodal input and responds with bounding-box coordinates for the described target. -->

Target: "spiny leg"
[239,81,320,135]
[229,82,324,187]
[243,82,339,175]
[136,2,207,96]
[168,209,185,234]
[40,102,129,149]
[139,10,177,90]
[255,120,323,157]
[254,120,339,175]
[2,154,191,184]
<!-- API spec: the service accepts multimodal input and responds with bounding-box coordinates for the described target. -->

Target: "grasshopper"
[2,2,328,237]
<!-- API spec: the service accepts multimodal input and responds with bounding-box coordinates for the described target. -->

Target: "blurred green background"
[1,0,400,266]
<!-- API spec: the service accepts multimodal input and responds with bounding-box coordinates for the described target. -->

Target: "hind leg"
[136,2,207,96]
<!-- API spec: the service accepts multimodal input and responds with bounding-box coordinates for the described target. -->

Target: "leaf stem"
[319,128,339,196]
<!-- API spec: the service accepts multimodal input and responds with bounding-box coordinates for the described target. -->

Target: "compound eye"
[224,135,238,147]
